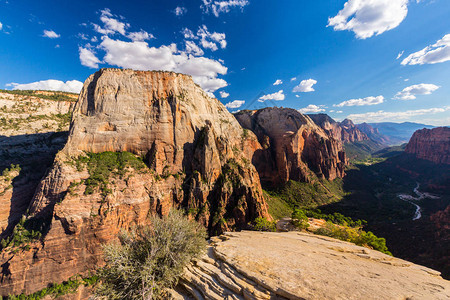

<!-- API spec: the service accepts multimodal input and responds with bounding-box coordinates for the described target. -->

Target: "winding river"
[397,183,440,221]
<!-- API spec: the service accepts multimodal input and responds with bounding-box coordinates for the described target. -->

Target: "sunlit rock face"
[235,108,347,186]
[0,69,269,296]
[405,127,450,165]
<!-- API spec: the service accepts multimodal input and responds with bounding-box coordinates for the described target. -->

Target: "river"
[397,183,440,221]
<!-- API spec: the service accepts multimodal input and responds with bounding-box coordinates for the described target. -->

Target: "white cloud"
[99,37,228,92]
[98,8,129,36]
[290,77,297,82]
[79,46,101,68]
[225,100,245,109]
[127,30,154,42]
[258,90,285,102]
[396,51,404,59]
[401,34,450,65]
[346,107,450,123]
[295,95,300,98]
[298,104,326,114]
[293,79,317,93]
[219,91,229,98]
[328,0,408,39]
[336,110,343,113]
[394,83,440,100]
[197,25,226,51]
[334,95,384,107]
[8,79,83,93]
[185,40,204,56]
[174,6,187,16]
[273,79,283,86]
[0,22,2,31]
[79,9,228,93]
[182,26,227,52]
[201,0,250,17]
[43,30,60,38]
[182,28,195,39]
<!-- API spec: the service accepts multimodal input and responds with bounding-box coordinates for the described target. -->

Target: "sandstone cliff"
[0,91,73,239]
[308,114,369,144]
[0,69,269,296]
[405,127,450,165]
[172,231,450,299]
[235,108,346,186]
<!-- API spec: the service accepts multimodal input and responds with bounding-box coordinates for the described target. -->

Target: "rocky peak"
[235,108,346,186]
[0,69,269,296]
[405,127,450,165]
[308,114,368,144]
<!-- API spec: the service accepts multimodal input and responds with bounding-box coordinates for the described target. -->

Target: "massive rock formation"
[0,69,269,296]
[172,231,450,299]
[308,114,369,144]
[405,127,450,165]
[235,108,346,186]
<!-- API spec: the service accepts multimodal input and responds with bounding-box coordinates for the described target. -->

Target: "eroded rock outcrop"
[0,69,269,296]
[308,114,369,144]
[405,127,450,165]
[235,108,346,185]
[172,231,450,299]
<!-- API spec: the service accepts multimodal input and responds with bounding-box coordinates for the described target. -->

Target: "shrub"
[96,209,207,299]
[315,222,391,255]
[291,209,310,230]
[253,217,276,232]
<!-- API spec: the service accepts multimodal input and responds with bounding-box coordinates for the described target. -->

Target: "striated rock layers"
[405,127,450,165]
[172,231,450,299]
[235,108,346,186]
[308,114,370,144]
[0,69,269,296]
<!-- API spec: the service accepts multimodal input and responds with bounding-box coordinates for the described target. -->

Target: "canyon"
[0,70,448,298]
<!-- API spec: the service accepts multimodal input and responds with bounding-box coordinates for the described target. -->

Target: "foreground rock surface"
[405,127,450,165]
[0,69,269,296]
[173,231,450,300]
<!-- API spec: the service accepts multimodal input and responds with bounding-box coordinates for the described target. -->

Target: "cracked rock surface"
[172,231,450,300]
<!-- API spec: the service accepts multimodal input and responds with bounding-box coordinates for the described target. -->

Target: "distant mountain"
[308,114,385,161]
[357,123,391,145]
[364,122,435,145]
[307,114,368,143]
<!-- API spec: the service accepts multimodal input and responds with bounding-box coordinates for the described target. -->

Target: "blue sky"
[0,0,449,125]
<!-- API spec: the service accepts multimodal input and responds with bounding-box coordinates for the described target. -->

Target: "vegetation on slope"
[7,275,98,300]
[0,89,78,102]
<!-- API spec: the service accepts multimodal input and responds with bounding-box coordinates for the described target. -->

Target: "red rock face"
[235,108,347,186]
[405,127,450,165]
[0,69,269,296]
[308,114,368,144]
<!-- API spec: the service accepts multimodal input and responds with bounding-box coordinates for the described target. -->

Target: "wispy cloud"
[401,34,450,65]
[201,0,250,17]
[174,6,187,16]
[225,100,245,109]
[394,83,440,100]
[273,79,283,86]
[298,104,326,114]
[258,90,285,102]
[346,107,450,123]
[43,30,60,38]
[334,95,384,107]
